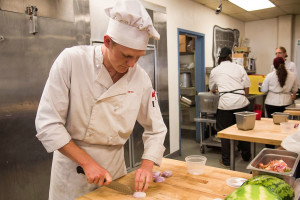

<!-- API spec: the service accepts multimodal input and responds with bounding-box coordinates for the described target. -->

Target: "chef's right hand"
[83,162,112,186]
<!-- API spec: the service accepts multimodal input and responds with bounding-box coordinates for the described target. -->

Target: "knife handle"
[76,166,85,174]
[76,166,107,183]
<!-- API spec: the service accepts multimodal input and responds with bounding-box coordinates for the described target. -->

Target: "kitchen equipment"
[185,155,207,175]
[246,148,300,186]
[180,96,193,106]
[76,166,134,195]
[195,92,220,154]
[180,72,191,87]
[272,112,289,124]
[234,111,257,130]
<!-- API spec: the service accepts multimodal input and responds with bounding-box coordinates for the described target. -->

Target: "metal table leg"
[251,142,256,159]
[230,139,235,170]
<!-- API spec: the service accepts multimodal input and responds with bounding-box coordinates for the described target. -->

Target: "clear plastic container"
[185,155,207,175]
[280,122,295,133]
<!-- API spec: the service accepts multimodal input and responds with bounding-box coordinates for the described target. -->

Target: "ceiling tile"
[192,0,220,5]
[250,7,287,19]
[270,0,300,6]
[232,12,261,22]
[279,3,300,14]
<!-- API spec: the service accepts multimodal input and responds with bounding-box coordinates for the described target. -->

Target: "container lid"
[226,177,247,188]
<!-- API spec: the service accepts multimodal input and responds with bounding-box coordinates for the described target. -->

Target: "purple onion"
[161,170,173,178]
[154,176,165,183]
[152,171,161,178]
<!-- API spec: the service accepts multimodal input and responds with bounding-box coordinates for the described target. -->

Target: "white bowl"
[185,155,207,175]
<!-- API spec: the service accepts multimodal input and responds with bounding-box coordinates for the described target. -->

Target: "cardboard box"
[234,46,250,53]
[179,35,195,52]
[179,35,186,52]
[233,53,247,58]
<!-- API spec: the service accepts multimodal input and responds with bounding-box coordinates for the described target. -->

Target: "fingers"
[135,169,152,192]
[103,173,112,186]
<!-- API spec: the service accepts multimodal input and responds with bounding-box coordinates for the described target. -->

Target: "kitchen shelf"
[180,52,194,55]
[181,124,196,130]
[180,87,196,96]
[180,68,194,73]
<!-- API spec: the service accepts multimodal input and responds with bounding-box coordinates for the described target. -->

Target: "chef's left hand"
[135,159,154,192]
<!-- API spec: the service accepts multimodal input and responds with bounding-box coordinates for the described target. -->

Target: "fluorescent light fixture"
[229,0,275,11]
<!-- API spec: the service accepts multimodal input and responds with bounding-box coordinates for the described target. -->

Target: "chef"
[270,46,298,82]
[35,0,167,199]
[209,47,251,167]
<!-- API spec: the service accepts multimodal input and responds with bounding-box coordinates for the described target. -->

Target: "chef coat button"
[96,64,99,67]
[114,106,119,111]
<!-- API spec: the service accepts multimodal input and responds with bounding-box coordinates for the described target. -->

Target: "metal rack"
[194,92,221,153]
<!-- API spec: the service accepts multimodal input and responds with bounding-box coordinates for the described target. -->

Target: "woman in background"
[261,57,298,117]
[209,47,251,167]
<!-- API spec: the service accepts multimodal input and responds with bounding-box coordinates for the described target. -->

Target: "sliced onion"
[152,171,161,178]
[154,176,165,182]
[161,170,173,177]
[133,191,146,198]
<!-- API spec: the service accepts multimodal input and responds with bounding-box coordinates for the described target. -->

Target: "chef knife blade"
[76,166,134,195]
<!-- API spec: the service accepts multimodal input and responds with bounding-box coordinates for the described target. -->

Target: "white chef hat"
[105,0,160,50]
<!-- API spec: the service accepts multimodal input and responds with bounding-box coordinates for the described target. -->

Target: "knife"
[76,166,134,195]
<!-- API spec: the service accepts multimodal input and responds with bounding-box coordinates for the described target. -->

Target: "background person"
[270,46,298,81]
[209,47,251,167]
[35,0,167,199]
[261,57,298,117]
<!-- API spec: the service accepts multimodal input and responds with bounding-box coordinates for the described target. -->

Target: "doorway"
[178,29,205,154]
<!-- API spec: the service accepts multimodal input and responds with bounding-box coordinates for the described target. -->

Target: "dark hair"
[276,46,288,58]
[218,55,232,65]
[275,63,288,87]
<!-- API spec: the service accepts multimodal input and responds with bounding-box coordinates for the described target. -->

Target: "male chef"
[35,0,167,199]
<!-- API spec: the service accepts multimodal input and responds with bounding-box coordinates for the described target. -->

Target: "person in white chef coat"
[209,47,251,167]
[270,46,298,82]
[261,57,298,117]
[35,0,167,199]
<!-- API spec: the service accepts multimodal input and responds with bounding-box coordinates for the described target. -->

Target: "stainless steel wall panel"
[0,0,90,199]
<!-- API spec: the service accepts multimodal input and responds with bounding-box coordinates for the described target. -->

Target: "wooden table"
[217,118,299,170]
[77,158,252,200]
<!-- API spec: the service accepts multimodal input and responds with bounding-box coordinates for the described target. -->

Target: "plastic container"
[234,111,257,130]
[254,104,262,120]
[280,122,295,133]
[185,155,207,175]
[272,112,289,124]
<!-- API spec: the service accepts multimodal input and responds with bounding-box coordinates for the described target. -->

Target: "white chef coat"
[281,130,300,154]
[270,60,298,81]
[209,61,250,110]
[35,45,167,200]
[261,70,298,106]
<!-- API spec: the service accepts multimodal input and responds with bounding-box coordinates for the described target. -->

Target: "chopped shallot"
[152,171,161,178]
[161,170,173,177]
[154,176,165,182]
[133,191,146,198]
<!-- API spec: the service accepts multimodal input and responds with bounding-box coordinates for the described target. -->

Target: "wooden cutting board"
[76,158,252,200]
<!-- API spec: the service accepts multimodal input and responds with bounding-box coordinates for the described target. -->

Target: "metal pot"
[180,72,191,87]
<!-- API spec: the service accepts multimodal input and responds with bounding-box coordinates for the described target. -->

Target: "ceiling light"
[228,0,275,11]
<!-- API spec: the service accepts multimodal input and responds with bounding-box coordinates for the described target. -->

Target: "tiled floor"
[168,130,265,173]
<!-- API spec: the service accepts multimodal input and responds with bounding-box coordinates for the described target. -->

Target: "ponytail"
[276,63,287,87]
